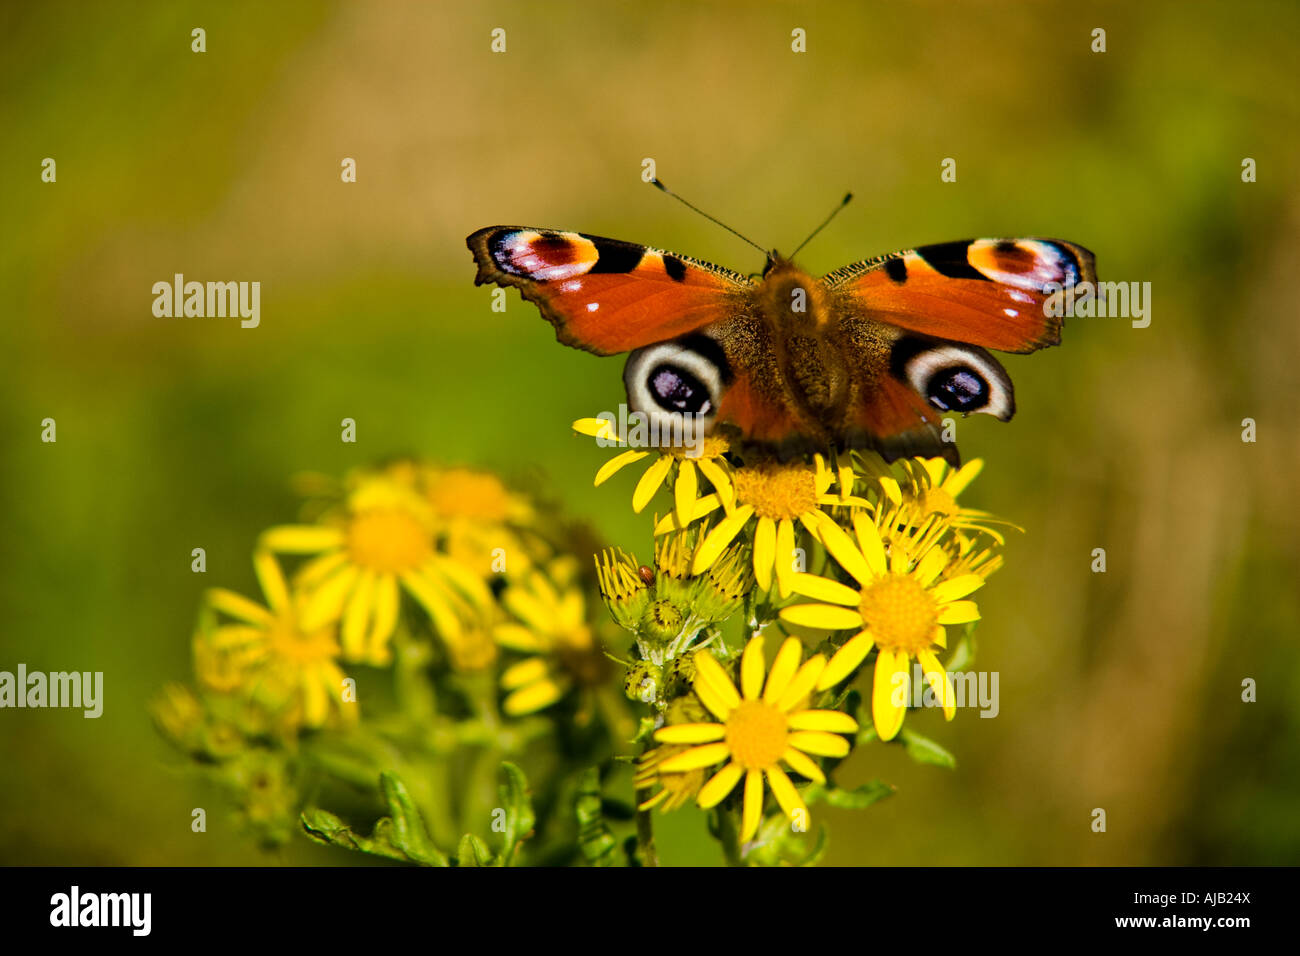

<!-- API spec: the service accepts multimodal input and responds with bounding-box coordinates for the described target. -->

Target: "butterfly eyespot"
[926,367,988,412]
[896,340,1015,421]
[624,338,728,445]
[649,364,711,414]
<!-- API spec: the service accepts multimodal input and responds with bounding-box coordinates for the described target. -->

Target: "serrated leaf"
[574,768,618,866]
[456,833,494,867]
[497,761,535,866]
[899,727,957,769]
[380,770,449,866]
[299,807,408,861]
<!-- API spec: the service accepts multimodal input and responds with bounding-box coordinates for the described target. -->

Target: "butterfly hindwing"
[467,227,751,356]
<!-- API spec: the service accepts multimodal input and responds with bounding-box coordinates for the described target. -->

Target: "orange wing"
[824,238,1096,353]
[467,227,751,355]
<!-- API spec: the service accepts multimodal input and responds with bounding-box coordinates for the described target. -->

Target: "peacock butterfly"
[467,186,1095,464]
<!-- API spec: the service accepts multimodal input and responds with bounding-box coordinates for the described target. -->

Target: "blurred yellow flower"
[494,562,610,716]
[194,552,355,730]
[654,635,858,843]
[779,514,987,741]
[259,473,492,664]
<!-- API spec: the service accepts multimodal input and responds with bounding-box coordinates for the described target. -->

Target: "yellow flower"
[494,563,610,716]
[654,634,858,843]
[421,465,544,577]
[259,473,492,665]
[635,698,710,813]
[876,456,1020,546]
[194,552,355,730]
[779,514,987,741]
[658,454,867,598]
[572,417,735,525]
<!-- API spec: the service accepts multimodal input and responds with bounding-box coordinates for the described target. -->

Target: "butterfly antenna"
[651,179,768,257]
[789,192,854,260]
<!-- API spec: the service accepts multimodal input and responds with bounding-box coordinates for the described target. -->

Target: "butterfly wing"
[825,238,1095,352]
[467,227,752,355]
[826,238,1097,463]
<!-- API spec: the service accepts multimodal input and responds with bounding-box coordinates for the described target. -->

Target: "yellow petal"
[206,588,273,626]
[740,634,766,700]
[654,722,726,745]
[399,569,460,638]
[674,459,698,526]
[504,678,566,716]
[789,730,851,758]
[632,455,674,513]
[692,650,741,718]
[872,648,909,741]
[502,657,550,689]
[852,512,888,575]
[494,623,546,653]
[690,505,754,574]
[788,572,858,606]
[298,565,360,630]
[814,517,873,588]
[788,709,859,733]
[837,463,856,501]
[781,747,826,784]
[945,458,983,496]
[294,551,349,590]
[341,569,376,659]
[774,518,796,598]
[740,770,764,842]
[654,493,722,534]
[765,765,808,826]
[816,631,873,690]
[918,648,957,720]
[253,551,290,612]
[697,762,744,808]
[752,517,776,592]
[259,525,345,554]
[594,449,649,487]
[931,573,986,603]
[778,656,827,712]
[914,546,948,585]
[659,742,731,773]
[779,603,863,630]
[367,574,400,655]
[697,458,734,514]
[572,417,619,441]
[937,600,981,625]
[762,637,803,702]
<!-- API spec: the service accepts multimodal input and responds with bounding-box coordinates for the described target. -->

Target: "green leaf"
[899,727,957,769]
[574,768,619,866]
[380,770,449,866]
[456,833,494,867]
[821,780,895,809]
[944,622,978,672]
[299,807,407,862]
[496,761,535,866]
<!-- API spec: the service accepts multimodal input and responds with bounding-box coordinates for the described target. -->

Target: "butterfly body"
[467,225,1096,463]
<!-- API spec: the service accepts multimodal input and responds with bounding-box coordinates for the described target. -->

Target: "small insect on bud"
[638,565,656,585]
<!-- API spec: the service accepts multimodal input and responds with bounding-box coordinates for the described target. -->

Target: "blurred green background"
[2,0,1298,865]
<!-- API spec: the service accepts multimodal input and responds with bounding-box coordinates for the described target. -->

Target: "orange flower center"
[666,435,731,460]
[347,508,432,573]
[859,573,938,655]
[724,699,789,770]
[426,470,512,522]
[733,464,818,521]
